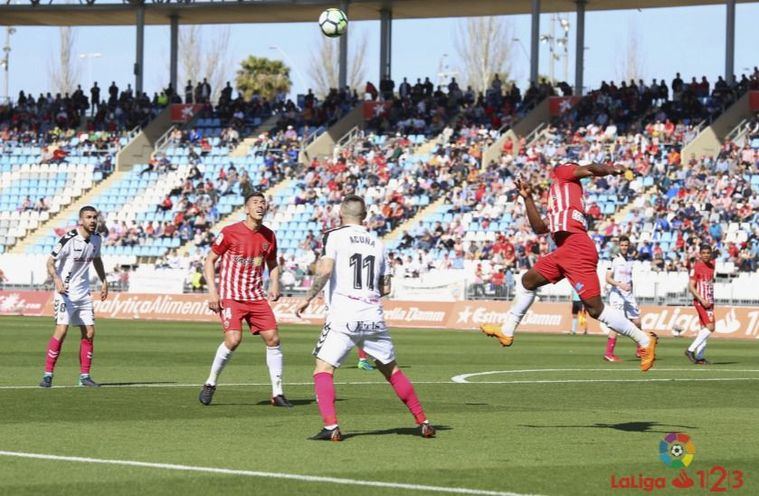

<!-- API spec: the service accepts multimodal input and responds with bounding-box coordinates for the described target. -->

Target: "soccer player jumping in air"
[480,163,658,372]
[199,192,291,407]
[295,195,435,441]
[40,206,108,388]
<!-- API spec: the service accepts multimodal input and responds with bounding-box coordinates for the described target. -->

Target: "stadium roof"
[0,0,752,27]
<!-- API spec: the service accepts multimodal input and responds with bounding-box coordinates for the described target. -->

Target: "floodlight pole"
[170,14,179,95]
[135,4,145,96]
[530,0,540,84]
[725,0,735,84]
[338,0,349,90]
[379,8,392,80]
[575,0,586,96]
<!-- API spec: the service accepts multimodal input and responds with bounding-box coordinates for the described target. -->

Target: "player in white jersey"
[295,195,435,441]
[39,206,108,388]
[603,236,643,362]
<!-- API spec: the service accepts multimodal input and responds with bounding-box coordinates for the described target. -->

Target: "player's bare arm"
[204,250,221,313]
[606,269,631,293]
[573,163,627,179]
[267,258,282,302]
[92,257,108,301]
[689,279,711,309]
[295,257,334,318]
[379,275,392,297]
[515,178,549,235]
[47,255,66,295]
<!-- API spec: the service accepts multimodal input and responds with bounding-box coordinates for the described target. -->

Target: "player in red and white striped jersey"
[685,245,715,365]
[198,191,291,407]
[480,162,658,372]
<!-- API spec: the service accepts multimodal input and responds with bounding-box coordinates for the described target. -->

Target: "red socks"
[80,338,94,374]
[357,348,368,360]
[388,370,427,425]
[313,372,338,426]
[605,335,617,356]
[45,337,63,373]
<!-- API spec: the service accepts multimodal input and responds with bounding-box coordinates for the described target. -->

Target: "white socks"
[571,317,578,334]
[266,345,284,397]
[598,306,651,347]
[688,328,711,353]
[695,341,707,360]
[206,343,233,386]
[502,283,536,336]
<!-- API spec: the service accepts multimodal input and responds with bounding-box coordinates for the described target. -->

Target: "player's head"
[339,195,367,225]
[618,235,630,256]
[699,244,712,263]
[78,206,98,234]
[243,191,268,221]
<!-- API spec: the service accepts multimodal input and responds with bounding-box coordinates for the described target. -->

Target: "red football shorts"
[694,301,715,327]
[220,299,278,334]
[533,232,601,299]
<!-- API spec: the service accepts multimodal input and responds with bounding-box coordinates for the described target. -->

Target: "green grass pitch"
[1,315,758,495]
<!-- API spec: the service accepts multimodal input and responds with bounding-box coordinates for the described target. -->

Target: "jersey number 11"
[349,254,375,290]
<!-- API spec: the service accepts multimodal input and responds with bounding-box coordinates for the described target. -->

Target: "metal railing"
[154,125,177,153]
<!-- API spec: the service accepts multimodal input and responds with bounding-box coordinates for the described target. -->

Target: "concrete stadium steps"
[299,105,363,164]
[175,178,295,257]
[9,171,126,254]
[480,98,551,170]
[681,91,753,161]
[229,115,280,158]
[383,196,446,243]
[115,105,175,171]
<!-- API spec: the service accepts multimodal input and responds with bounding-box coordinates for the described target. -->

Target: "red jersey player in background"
[199,191,292,407]
[685,245,715,365]
[480,162,658,372]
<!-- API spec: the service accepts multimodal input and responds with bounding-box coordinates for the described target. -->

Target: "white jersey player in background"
[295,195,435,442]
[603,235,643,362]
[39,206,108,388]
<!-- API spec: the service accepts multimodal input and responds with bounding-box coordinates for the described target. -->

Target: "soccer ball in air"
[319,8,348,38]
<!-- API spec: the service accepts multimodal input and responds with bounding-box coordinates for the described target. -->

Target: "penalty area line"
[0,450,539,496]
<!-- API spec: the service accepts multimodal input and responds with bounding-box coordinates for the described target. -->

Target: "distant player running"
[295,195,435,441]
[40,206,108,388]
[685,245,715,365]
[603,235,643,362]
[480,163,658,371]
[570,289,588,335]
[199,192,291,407]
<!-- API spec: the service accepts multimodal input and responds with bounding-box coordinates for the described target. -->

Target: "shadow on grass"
[342,425,452,439]
[520,421,697,433]
[100,381,178,386]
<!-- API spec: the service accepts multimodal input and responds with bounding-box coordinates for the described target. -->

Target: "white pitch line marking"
[0,450,539,496]
[450,368,759,383]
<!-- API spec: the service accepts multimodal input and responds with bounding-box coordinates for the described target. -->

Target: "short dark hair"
[244,191,266,204]
[700,244,712,252]
[618,235,630,243]
[342,194,365,207]
[79,206,97,217]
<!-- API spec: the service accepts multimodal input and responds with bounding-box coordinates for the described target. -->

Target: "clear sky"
[2,3,758,101]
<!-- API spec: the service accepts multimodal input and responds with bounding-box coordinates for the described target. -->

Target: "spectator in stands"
[0,267,7,289]
[34,197,49,212]
[156,195,173,213]
[19,196,32,212]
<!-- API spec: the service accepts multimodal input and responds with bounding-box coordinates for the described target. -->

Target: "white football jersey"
[608,253,634,297]
[321,224,389,322]
[51,228,102,302]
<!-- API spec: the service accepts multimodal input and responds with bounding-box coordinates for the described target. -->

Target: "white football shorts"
[313,320,396,368]
[54,294,95,326]
[608,291,641,320]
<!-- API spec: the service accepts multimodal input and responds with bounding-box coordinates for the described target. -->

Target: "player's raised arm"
[295,256,334,318]
[573,163,627,179]
[204,250,221,313]
[515,178,549,235]
[92,256,108,301]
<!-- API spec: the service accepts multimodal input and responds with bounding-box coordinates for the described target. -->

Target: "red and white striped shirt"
[547,162,588,235]
[212,222,277,301]
[690,260,714,306]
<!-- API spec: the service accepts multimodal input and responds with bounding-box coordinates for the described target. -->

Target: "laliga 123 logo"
[610,433,746,492]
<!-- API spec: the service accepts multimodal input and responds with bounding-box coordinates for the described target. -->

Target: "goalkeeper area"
[0,316,758,496]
